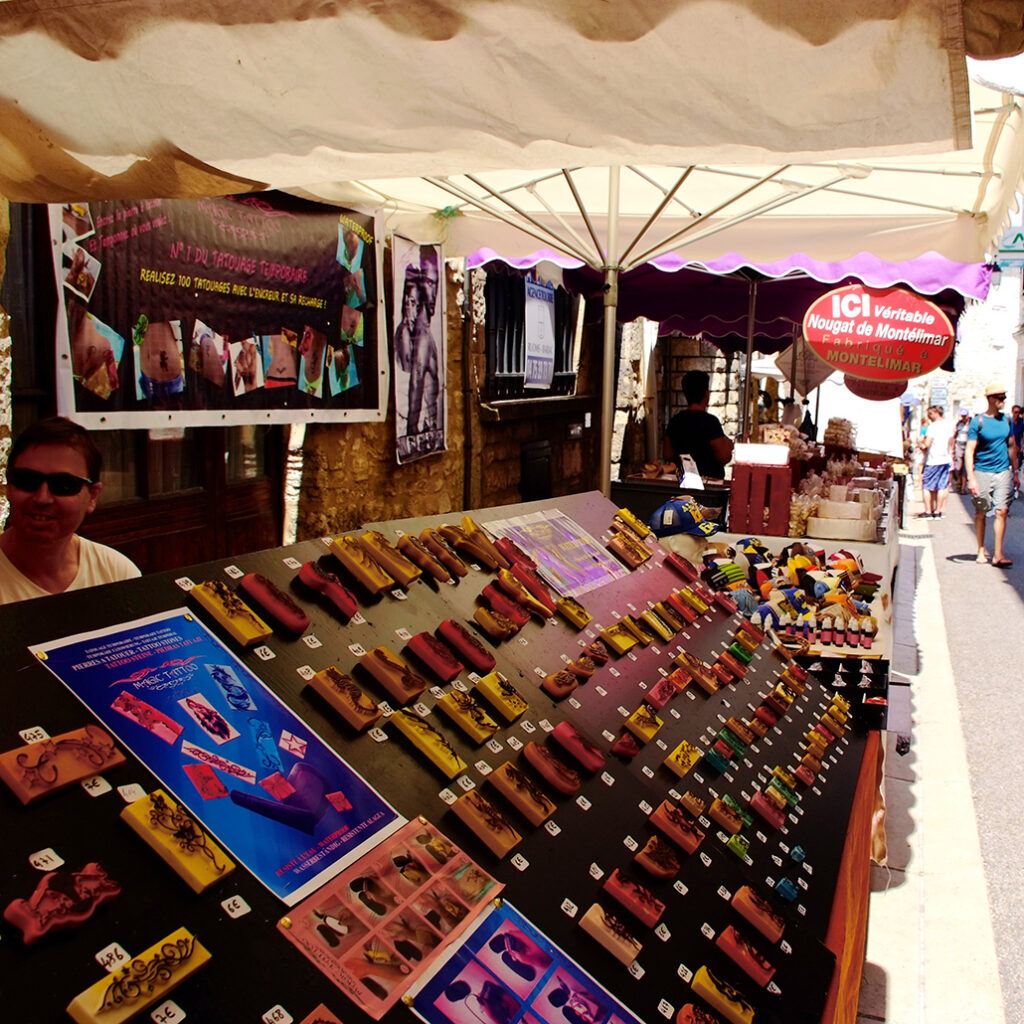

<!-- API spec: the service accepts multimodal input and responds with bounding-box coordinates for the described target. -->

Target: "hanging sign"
[802,285,954,381]
[843,375,908,401]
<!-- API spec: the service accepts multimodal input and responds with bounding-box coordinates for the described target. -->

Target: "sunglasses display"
[6,467,94,496]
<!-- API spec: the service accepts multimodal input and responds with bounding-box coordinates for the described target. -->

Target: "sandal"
[993,558,1013,568]
[977,552,990,564]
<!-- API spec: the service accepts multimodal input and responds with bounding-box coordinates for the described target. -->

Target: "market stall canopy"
[0,3,1019,249]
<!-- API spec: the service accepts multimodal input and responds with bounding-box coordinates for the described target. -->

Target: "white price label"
[595,686,608,697]
[81,775,112,797]
[700,922,715,940]
[391,589,408,601]
[623,835,638,852]
[560,898,578,917]
[223,564,243,579]
[348,643,367,657]
[151,1001,185,1023]
[511,853,529,871]
[486,739,504,754]
[600,772,615,787]
[676,964,693,983]
[352,613,367,625]
[174,577,195,591]
[18,726,49,744]
[262,1007,293,1024]
[438,789,457,805]
[657,1000,674,1018]
[608,667,620,678]
[95,941,129,972]
[576,795,591,811]
[29,848,64,871]
[254,646,275,661]
[520,720,536,734]
[282,557,302,569]
[673,881,689,896]
[545,820,562,837]
[296,665,315,680]
[368,727,388,743]
[221,894,251,918]
[117,783,147,803]
[507,736,523,751]
[457,776,476,792]
[641,765,654,778]
[396,628,413,641]
[474,760,493,776]
[627,961,645,979]
[588,863,604,880]
[639,801,653,815]
[538,719,553,732]
[655,924,672,942]
[302,635,322,649]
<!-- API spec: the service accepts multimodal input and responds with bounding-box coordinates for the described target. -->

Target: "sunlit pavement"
[856,485,1013,1024]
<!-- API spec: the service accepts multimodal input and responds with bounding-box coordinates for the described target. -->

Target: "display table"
[0,492,875,1024]
[610,477,731,525]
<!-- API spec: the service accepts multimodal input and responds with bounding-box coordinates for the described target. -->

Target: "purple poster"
[52,193,386,428]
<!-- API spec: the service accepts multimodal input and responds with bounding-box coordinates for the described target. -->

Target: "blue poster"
[31,609,403,905]
[409,903,644,1024]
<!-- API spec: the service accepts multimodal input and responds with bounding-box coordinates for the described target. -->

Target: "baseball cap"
[649,497,721,538]
[958,405,969,415]
[985,383,1007,397]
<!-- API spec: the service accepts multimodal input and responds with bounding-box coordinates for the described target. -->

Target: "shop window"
[482,269,581,401]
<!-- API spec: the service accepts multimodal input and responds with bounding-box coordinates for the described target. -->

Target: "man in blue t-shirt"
[965,383,1019,566]
[663,370,734,480]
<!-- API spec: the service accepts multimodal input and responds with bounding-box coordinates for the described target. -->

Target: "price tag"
[600,772,615,787]
[457,776,476,791]
[617,706,630,718]
[762,736,772,746]
[378,701,394,716]
[368,727,388,743]
[797,904,807,916]
[396,628,413,642]
[221,894,251,918]
[658,666,668,677]
[254,646,275,661]
[302,635,322,649]
[588,863,604,880]
[780,940,793,955]
[474,761,493,776]
[454,678,470,692]
[560,898,578,917]
[117,783,147,803]
[262,1007,293,1024]
[608,667,621,678]
[655,924,672,942]
[151,1002,185,1023]
[29,848,64,871]
[413,702,431,717]
[623,835,638,852]
[223,564,244,579]
[641,765,654,779]
[576,795,592,811]
[511,853,529,871]
[534,667,546,678]
[18,726,49,744]
[520,721,536,734]
[628,652,638,662]
[797,877,809,891]
[651,645,661,656]
[81,775,113,797]
[767,982,782,996]
[699,852,712,867]
[812,786,822,797]
[352,613,367,625]
[670,707,681,719]
[538,719,554,732]
[486,739,504,754]
[282,557,302,569]
[673,881,688,896]
[296,665,315,681]
[568,697,581,710]
[174,577,196,591]
[628,961,645,979]
[595,685,608,697]
[438,789,457,805]
[391,589,408,601]
[772,855,783,867]
[657,1000,674,1018]
[95,941,129,972]
[700,922,715,940]
[639,801,653,815]
[348,643,367,657]
[507,736,523,751]
[545,820,561,837]
[803,862,814,876]
[676,964,693,983]
[601,730,616,743]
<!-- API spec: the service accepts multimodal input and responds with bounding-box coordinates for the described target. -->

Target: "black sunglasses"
[6,467,94,496]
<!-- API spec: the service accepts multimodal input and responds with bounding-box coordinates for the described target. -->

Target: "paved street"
[857,483,1023,1024]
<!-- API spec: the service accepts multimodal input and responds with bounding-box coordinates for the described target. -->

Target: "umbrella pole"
[741,278,758,441]
[600,167,621,497]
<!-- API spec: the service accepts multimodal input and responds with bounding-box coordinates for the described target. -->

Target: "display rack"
[0,492,870,1024]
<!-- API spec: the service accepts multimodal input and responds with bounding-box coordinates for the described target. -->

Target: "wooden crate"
[728,463,791,536]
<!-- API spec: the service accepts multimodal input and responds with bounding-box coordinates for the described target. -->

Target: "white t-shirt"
[924,418,954,466]
[0,536,140,605]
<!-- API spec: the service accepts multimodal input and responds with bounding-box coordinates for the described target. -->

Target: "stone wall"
[660,335,741,438]
[295,264,604,538]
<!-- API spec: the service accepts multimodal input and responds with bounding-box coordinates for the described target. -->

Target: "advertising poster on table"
[278,817,501,1018]
[392,236,447,464]
[30,609,403,905]
[408,902,644,1024]
[52,193,387,428]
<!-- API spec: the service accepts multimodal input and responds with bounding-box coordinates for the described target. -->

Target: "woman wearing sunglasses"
[0,417,139,603]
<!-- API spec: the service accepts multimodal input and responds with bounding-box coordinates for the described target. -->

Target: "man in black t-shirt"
[662,370,734,480]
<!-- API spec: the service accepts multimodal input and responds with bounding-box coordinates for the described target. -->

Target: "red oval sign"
[803,285,954,381]
[843,375,908,401]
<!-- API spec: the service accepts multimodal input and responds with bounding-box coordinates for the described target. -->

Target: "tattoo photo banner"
[392,235,448,464]
[30,609,403,905]
[51,193,387,428]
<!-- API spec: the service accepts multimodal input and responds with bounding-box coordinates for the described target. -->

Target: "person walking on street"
[965,384,1019,566]
[1011,403,1024,453]
[918,405,953,518]
[952,405,971,493]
